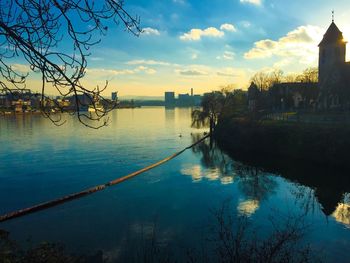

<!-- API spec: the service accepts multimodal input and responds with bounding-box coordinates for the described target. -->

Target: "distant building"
[177,93,192,107]
[164,92,175,107]
[0,89,34,112]
[192,95,202,106]
[111,92,118,101]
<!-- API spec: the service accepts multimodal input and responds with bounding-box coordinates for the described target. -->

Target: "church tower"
[318,15,346,86]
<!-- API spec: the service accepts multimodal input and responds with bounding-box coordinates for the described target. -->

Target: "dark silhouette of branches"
[208,201,320,263]
[0,0,141,128]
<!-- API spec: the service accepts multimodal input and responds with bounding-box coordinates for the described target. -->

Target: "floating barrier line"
[0,134,210,223]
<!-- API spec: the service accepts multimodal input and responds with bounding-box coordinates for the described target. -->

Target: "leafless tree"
[296,67,318,83]
[251,69,284,92]
[0,0,141,128]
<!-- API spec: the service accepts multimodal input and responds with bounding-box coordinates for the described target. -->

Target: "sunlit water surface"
[0,107,350,262]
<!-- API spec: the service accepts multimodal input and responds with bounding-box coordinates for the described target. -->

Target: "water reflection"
[181,164,233,184]
[235,163,277,203]
[193,135,350,228]
[1,108,350,262]
[190,135,276,202]
[332,193,350,228]
[237,199,260,216]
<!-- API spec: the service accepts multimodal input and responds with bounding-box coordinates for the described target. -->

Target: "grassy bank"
[215,118,350,168]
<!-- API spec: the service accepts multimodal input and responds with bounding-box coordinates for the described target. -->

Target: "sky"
[14,0,350,97]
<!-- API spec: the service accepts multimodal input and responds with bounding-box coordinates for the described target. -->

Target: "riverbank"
[215,118,350,168]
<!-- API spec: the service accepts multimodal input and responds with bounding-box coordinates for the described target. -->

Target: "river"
[0,107,349,262]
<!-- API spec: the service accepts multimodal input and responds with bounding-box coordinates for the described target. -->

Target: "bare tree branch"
[0,0,141,128]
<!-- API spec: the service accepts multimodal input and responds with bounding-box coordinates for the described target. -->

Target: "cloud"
[217,51,235,60]
[220,23,237,32]
[126,60,171,66]
[216,67,238,77]
[89,57,103,61]
[240,21,251,28]
[86,66,157,78]
[173,0,186,4]
[179,23,237,41]
[180,27,224,41]
[216,67,248,82]
[244,25,323,65]
[240,0,262,6]
[177,69,208,76]
[142,27,160,36]
[191,53,198,60]
[11,63,30,73]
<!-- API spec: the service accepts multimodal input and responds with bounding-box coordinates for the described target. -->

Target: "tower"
[318,13,347,86]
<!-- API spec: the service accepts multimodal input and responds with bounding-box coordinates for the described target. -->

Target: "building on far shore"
[165,92,175,107]
[111,91,118,102]
[164,89,202,107]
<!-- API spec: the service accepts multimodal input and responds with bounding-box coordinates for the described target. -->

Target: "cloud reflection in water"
[237,199,260,217]
[181,164,234,185]
[332,193,350,228]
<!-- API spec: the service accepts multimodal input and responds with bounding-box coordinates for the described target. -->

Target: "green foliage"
[191,89,247,133]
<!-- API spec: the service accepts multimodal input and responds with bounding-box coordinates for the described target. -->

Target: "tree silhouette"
[191,91,226,135]
[0,0,141,128]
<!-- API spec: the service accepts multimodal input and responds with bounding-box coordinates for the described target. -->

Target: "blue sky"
[20,0,350,96]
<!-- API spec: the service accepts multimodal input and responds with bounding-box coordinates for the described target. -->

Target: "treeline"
[250,67,318,92]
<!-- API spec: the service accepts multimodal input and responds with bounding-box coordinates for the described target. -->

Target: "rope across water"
[0,134,210,223]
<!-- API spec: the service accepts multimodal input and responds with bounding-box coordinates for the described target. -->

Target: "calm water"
[0,107,350,262]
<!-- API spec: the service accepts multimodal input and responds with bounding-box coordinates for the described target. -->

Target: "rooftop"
[319,22,345,46]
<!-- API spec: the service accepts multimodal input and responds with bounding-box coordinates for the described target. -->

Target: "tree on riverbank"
[0,1,141,128]
[192,89,248,135]
[192,91,226,135]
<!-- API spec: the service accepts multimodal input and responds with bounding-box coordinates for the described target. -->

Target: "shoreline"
[215,118,350,168]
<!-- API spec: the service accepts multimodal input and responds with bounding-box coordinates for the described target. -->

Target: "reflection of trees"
[290,184,321,216]
[191,134,277,202]
[191,134,232,176]
[235,163,277,202]
[218,141,350,219]
[206,201,317,263]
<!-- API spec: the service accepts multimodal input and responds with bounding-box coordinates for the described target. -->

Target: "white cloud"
[89,57,103,61]
[180,27,224,41]
[240,0,262,6]
[86,66,157,77]
[173,0,186,4]
[244,25,323,65]
[142,27,160,36]
[220,23,237,32]
[191,53,198,60]
[240,21,251,28]
[176,69,208,76]
[216,67,247,78]
[126,60,171,66]
[11,63,30,73]
[217,51,235,60]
